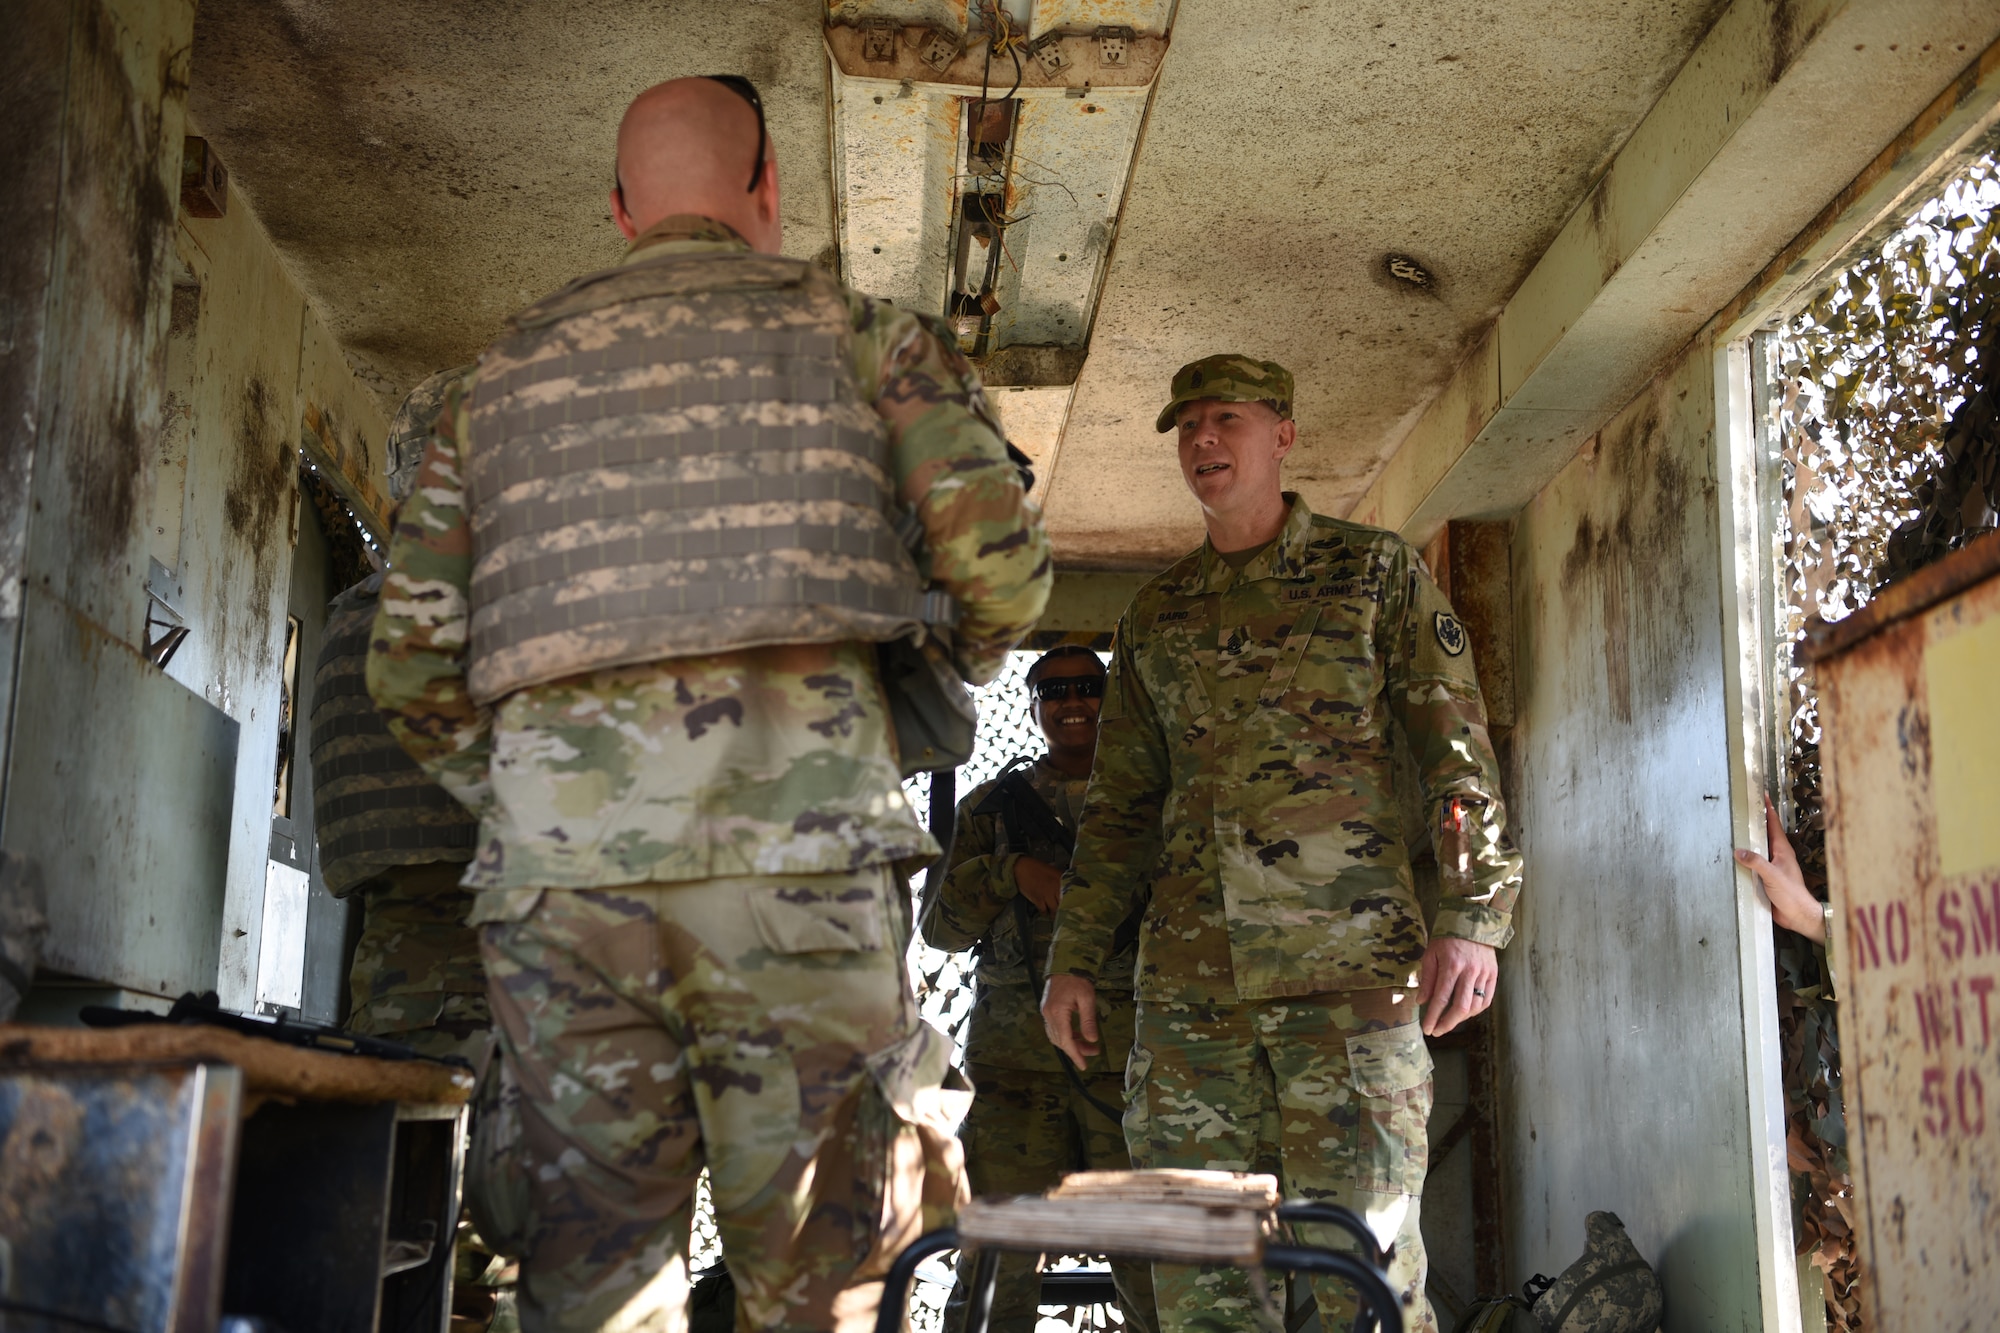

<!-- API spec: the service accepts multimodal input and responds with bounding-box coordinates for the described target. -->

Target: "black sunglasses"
[706,74,768,194]
[1033,676,1105,703]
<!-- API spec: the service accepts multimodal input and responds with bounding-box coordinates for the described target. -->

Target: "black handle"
[873,1228,960,1333]
[1275,1200,1394,1269]
[1263,1244,1403,1333]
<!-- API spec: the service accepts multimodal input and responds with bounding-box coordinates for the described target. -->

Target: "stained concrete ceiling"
[190,0,1731,567]
[188,0,839,400]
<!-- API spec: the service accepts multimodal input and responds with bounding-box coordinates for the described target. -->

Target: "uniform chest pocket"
[1137,614,1213,723]
[1272,603,1382,739]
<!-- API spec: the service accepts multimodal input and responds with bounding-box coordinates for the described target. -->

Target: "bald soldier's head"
[610,77,781,253]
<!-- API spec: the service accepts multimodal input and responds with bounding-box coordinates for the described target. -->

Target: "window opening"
[298,454,384,592]
[272,614,302,818]
[1764,149,2000,1332]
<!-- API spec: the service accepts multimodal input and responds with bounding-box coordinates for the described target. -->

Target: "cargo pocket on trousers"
[747,882,886,955]
[1345,1022,1433,1196]
[853,1022,974,1277]
[1122,1042,1155,1166]
[465,1046,532,1259]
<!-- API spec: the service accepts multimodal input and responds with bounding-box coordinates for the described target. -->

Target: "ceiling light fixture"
[1384,253,1435,288]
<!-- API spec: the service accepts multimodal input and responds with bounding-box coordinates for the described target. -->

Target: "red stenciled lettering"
[1887,902,1912,965]
[1958,1068,1987,1137]
[1852,905,1882,971]
[1922,1066,1951,1136]
[1971,875,2000,958]
[1915,986,1951,1054]
[1971,975,1995,1050]
[1939,889,1967,961]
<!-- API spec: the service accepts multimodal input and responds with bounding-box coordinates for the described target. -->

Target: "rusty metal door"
[1809,531,2000,1329]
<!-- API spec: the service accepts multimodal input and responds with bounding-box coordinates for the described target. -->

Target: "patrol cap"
[1155,354,1294,433]
[386,364,474,502]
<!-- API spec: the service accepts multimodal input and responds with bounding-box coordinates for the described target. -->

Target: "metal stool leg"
[963,1245,1002,1333]
[874,1228,961,1333]
[1263,1244,1403,1333]
[1273,1200,1394,1270]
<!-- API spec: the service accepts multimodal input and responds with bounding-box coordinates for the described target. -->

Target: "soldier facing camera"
[919,645,1157,1333]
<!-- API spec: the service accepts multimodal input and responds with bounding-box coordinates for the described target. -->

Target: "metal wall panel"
[1504,340,1788,1329]
[1,585,237,998]
[1815,544,2000,1329]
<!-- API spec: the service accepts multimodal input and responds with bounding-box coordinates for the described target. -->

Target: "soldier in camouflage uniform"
[1042,356,1524,1333]
[312,366,486,1063]
[920,647,1156,1333]
[368,77,1051,1333]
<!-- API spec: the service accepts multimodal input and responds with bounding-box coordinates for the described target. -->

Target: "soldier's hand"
[1416,937,1497,1037]
[1042,973,1102,1065]
[1014,857,1064,914]
[1735,793,1825,942]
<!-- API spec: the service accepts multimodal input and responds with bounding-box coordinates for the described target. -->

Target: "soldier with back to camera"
[312,366,486,1065]
[1041,355,1524,1333]
[368,75,1051,1333]
[919,645,1156,1333]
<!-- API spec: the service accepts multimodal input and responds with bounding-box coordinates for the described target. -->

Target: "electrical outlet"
[1031,33,1070,76]
[1095,26,1133,66]
[917,27,959,72]
[861,18,897,63]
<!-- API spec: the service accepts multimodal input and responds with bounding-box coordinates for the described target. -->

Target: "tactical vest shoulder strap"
[510,250,819,331]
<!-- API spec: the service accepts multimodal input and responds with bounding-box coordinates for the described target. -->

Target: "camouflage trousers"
[943,1063,1158,1333]
[470,869,970,1333]
[346,860,489,1061]
[1126,992,1435,1333]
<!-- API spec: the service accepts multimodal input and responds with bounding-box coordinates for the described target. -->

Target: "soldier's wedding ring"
[1472,988,1487,996]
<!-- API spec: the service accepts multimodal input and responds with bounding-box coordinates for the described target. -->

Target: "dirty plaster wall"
[1502,336,1765,1325]
[0,0,390,1009]
[165,157,390,1009]
[0,0,229,1000]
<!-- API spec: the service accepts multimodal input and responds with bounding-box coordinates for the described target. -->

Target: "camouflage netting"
[1770,150,2000,1331]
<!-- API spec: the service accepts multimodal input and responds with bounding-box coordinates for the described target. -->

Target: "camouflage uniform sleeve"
[916,785,1020,952]
[848,294,1052,686]
[1385,546,1523,948]
[1049,619,1168,979]
[364,377,494,816]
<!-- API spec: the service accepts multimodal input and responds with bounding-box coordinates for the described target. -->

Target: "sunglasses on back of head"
[705,74,767,194]
[1033,676,1105,702]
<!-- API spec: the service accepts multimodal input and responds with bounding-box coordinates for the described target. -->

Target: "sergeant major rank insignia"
[1434,611,1468,657]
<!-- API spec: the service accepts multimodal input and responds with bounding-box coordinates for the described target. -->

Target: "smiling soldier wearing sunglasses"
[918,647,1155,1333]
[369,75,1051,1333]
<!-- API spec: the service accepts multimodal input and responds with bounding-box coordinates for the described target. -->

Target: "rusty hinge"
[915,25,959,72]
[860,17,898,64]
[1095,26,1133,66]
[1029,32,1070,76]
[181,137,227,219]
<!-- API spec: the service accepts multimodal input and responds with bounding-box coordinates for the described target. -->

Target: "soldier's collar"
[623,214,753,262]
[1191,493,1318,592]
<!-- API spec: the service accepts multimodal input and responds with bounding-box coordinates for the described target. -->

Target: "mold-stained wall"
[166,162,390,1010]
[0,0,228,1002]
[1502,338,1776,1327]
[0,0,391,1012]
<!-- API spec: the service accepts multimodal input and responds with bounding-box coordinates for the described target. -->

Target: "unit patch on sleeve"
[1434,611,1468,657]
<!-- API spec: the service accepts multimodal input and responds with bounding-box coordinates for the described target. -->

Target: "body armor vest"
[462,249,943,704]
[309,576,478,896]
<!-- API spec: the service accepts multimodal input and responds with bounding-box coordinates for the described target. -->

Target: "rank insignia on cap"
[1434,611,1468,657]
